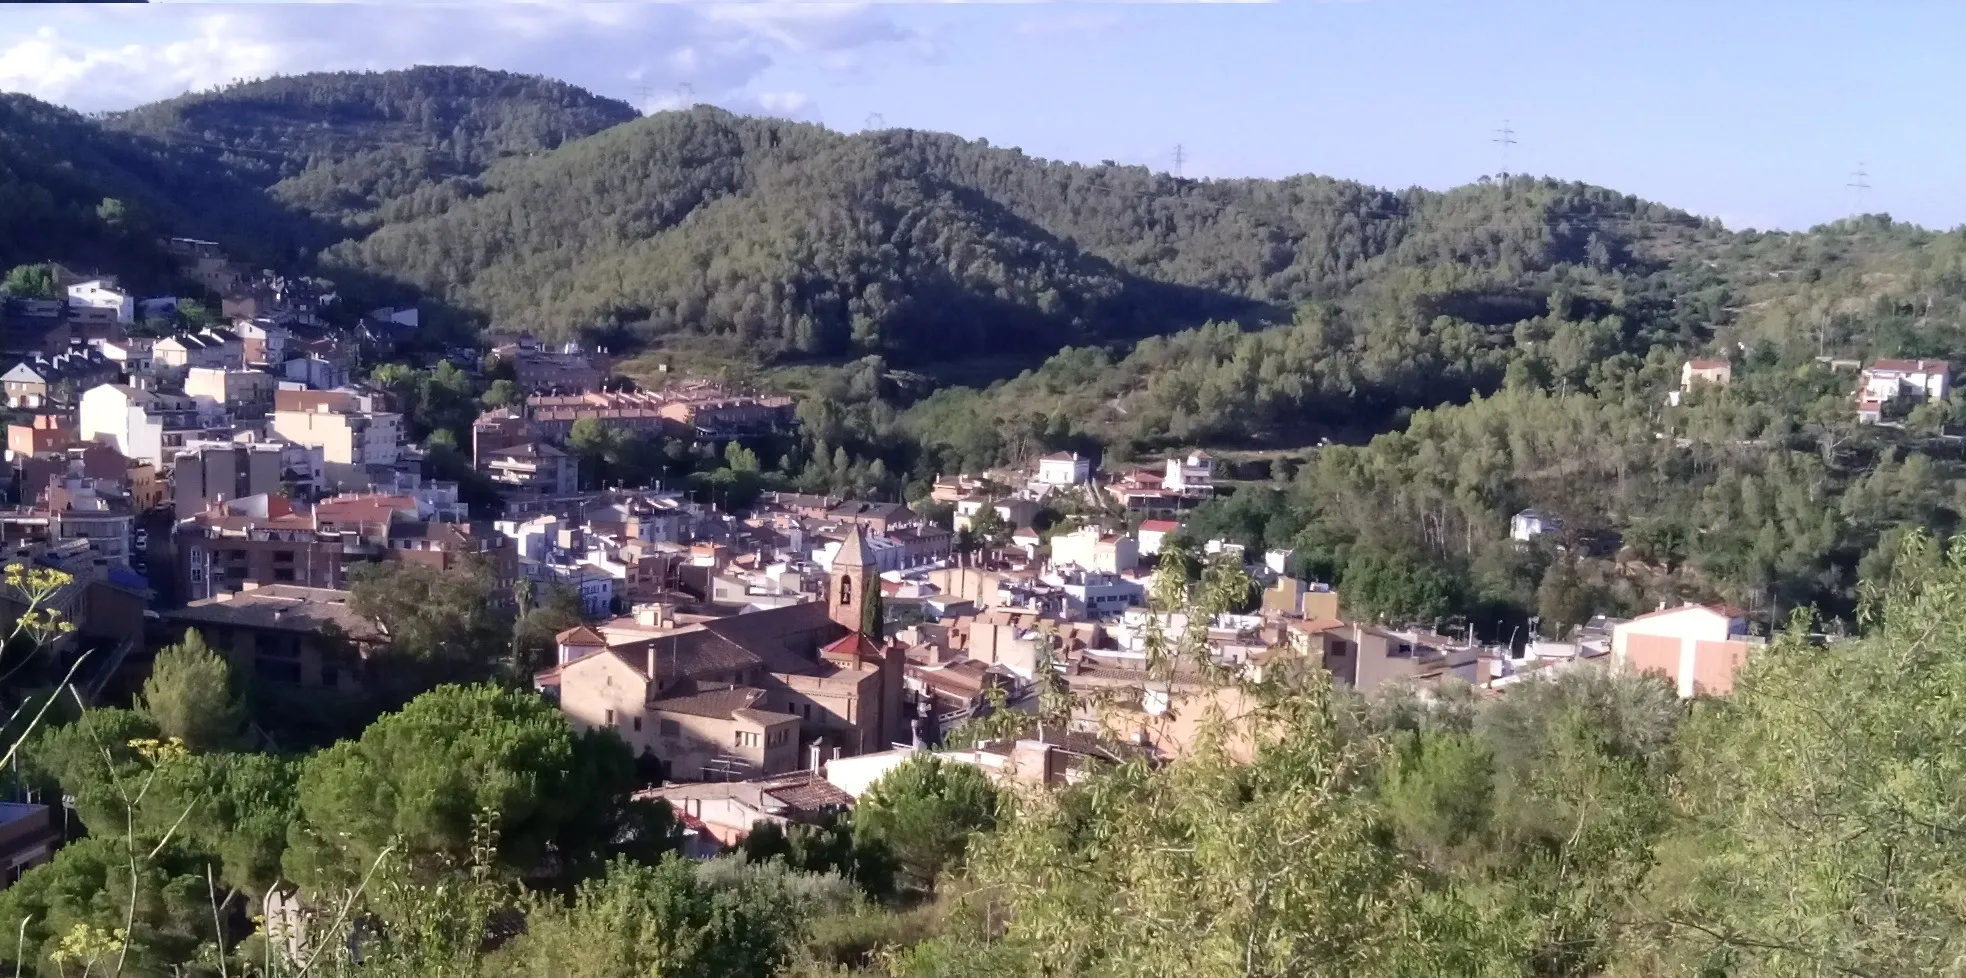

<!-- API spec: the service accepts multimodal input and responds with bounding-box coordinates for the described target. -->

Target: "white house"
[1162,450,1215,496]
[78,383,199,467]
[1049,526,1139,575]
[1137,519,1180,557]
[1510,509,1561,542]
[1858,359,1950,421]
[1036,451,1092,487]
[1046,568,1144,619]
[66,280,134,324]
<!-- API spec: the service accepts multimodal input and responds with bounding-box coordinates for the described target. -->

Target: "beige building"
[541,526,906,782]
[270,389,402,466]
[1049,526,1139,574]
[1611,603,1757,698]
[185,367,275,421]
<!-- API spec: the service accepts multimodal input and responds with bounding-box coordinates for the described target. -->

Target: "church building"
[538,525,905,782]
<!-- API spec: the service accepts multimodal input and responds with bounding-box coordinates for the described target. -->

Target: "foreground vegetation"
[5,539,1966,977]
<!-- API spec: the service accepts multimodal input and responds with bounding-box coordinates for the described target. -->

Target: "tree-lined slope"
[107,66,641,233]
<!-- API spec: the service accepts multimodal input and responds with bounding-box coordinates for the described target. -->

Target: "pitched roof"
[827,499,910,520]
[651,685,768,720]
[1625,602,1743,624]
[833,524,872,570]
[1139,519,1181,532]
[169,585,383,643]
[557,625,607,647]
[820,631,883,663]
[1685,359,1730,370]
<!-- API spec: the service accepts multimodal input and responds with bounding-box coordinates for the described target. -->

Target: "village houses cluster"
[0,247,1874,870]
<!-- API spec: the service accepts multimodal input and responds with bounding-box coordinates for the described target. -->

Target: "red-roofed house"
[1137,519,1181,556]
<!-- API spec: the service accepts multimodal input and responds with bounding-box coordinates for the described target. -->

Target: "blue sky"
[3,1,1962,231]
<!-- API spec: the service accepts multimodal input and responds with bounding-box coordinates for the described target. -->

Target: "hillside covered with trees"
[106,67,641,234]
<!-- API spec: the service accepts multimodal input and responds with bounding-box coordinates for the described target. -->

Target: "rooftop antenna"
[1172,143,1186,179]
[1848,162,1871,213]
[1492,120,1518,177]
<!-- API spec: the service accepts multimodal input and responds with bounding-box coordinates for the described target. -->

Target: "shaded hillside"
[327,106,1724,367]
[0,94,301,288]
[327,109,1264,362]
[107,66,640,233]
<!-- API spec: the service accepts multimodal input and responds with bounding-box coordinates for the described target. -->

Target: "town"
[8,238,1942,873]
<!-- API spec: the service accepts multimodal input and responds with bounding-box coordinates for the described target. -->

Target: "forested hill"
[0,94,293,288]
[323,105,1721,364]
[106,67,641,233]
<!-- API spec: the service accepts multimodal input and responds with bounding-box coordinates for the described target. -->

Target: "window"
[632,716,642,732]
[660,719,680,736]
[838,574,853,606]
[273,568,295,582]
[273,550,295,563]
[735,731,761,748]
[604,708,616,726]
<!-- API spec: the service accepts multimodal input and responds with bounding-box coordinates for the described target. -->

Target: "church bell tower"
[829,524,874,634]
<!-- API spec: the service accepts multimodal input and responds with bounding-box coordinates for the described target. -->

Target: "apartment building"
[177,495,350,600]
[184,367,275,421]
[270,388,402,466]
[78,384,201,467]
[480,440,577,495]
[170,583,386,690]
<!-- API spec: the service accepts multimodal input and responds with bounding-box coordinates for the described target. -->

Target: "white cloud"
[0,3,929,115]
[755,90,813,115]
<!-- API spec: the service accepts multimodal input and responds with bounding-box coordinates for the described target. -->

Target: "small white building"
[1137,519,1180,557]
[1162,450,1215,496]
[67,280,134,324]
[1510,509,1561,542]
[1858,358,1951,421]
[1049,526,1139,575]
[1046,568,1145,619]
[1036,451,1091,487]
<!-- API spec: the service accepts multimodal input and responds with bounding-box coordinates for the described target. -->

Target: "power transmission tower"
[675,82,695,104]
[1848,162,1871,213]
[1172,143,1186,178]
[865,112,885,130]
[1492,120,1517,176]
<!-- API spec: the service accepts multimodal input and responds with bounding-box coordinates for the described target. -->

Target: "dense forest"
[106,67,640,234]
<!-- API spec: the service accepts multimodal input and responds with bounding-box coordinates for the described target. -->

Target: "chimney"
[808,742,823,775]
[646,644,657,679]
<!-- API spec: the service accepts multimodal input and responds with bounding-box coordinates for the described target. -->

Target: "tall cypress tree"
[860,575,885,639]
